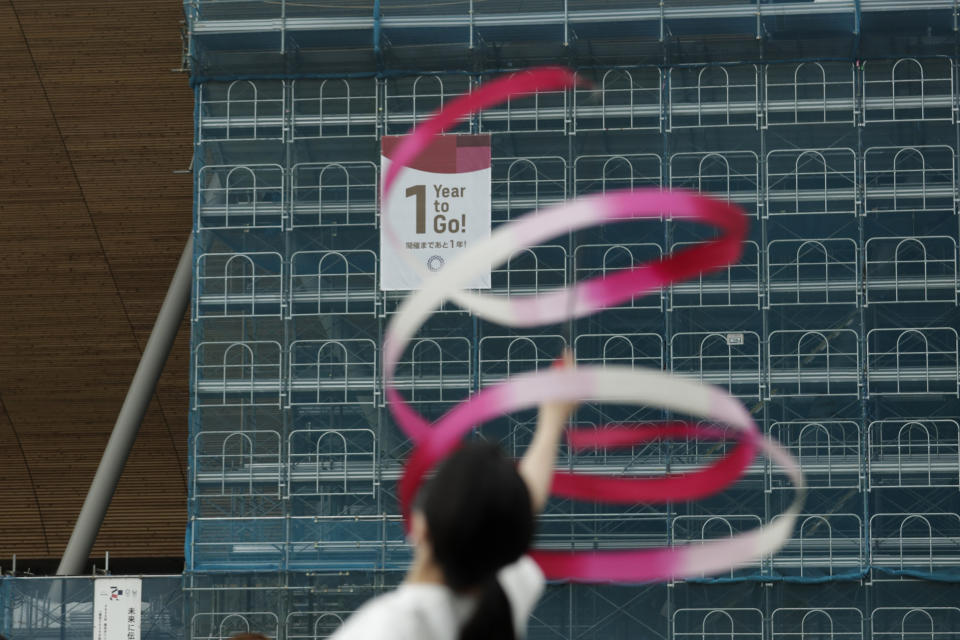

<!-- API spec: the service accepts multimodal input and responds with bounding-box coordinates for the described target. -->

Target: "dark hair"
[420,440,535,640]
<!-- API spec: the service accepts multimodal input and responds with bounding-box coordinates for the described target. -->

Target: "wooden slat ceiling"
[0,0,193,561]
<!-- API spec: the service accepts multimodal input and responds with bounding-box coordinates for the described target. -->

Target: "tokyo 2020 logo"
[426,255,445,272]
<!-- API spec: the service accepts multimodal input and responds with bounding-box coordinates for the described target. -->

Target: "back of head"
[421,440,534,591]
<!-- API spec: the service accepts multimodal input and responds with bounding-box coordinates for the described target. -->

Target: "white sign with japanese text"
[380,134,492,291]
[94,578,142,640]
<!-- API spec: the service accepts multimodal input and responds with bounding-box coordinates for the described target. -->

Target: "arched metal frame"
[868,514,960,575]
[769,421,862,491]
[765,148,858,216]
[574,333,664,371]
[289,250,378,316]
[193,341,283,408]
[871,608,960,640]
[669,240,760,309]
[491,156,567,223]
[669,151,760,218]
[767,329,860,398]
[199,80,285,141]
[862,58,955,123]
[574,68,662,132]
[384,74,472,135]
[669,65,760,129]
[766,238,859,307]
[764,62,856,126]
[866,328,959,397]
[479,335,568,388]
[287,339,378,406]
[192,430,283,498]
[863,145,956,214]
[198,164,285,229]
[868,420,960,489]
[287,428,376,497]
[670,331,763,398]
[478,70,567,133]
[865,236,958,306]
[490,245,567,297]
[769,513,865,576]
[573,243,664,310]
[772,608,864,640]
[672,517,765,578]
[195,252,284,318]
[672,608,764,640]
[290,161,379,228]
[292,78,378,139]
[191,613,279,640]
[387,337,472,404]
[575,153,663,199]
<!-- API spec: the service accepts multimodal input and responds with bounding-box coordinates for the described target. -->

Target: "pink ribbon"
[381,67,805,582]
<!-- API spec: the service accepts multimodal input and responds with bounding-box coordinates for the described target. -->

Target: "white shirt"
[329,556,545,640]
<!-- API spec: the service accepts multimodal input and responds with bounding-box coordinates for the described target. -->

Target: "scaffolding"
[181,1,960,638]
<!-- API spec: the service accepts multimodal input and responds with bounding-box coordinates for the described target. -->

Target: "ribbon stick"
[382,67,805,583]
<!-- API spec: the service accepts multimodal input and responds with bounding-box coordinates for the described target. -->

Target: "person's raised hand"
[538,348,579,428]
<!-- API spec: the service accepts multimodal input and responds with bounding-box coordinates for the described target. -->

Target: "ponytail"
[419,441,534,640]
[459,578,515,640]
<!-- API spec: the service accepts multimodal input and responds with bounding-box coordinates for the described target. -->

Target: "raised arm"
[517,349,578,515]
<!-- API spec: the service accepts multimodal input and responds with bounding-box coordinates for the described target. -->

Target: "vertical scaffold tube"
[56,236,193,576]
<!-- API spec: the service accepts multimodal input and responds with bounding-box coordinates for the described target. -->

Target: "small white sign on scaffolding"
[94,577,142,640]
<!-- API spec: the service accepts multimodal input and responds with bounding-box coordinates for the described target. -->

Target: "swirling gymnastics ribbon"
[382,67,805,583]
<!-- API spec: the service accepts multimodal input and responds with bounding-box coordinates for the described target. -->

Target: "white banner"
[380,134,491,291]
[94,578,142,640]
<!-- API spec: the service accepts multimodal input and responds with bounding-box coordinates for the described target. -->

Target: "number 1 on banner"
[406,184,426,234]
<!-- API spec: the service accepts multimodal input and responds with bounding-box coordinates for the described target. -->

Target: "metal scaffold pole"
[56,236,194,576]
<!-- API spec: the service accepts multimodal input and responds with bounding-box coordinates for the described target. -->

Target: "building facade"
[187,2,960,639]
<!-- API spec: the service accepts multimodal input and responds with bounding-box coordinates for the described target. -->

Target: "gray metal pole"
[56,236,193,576]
